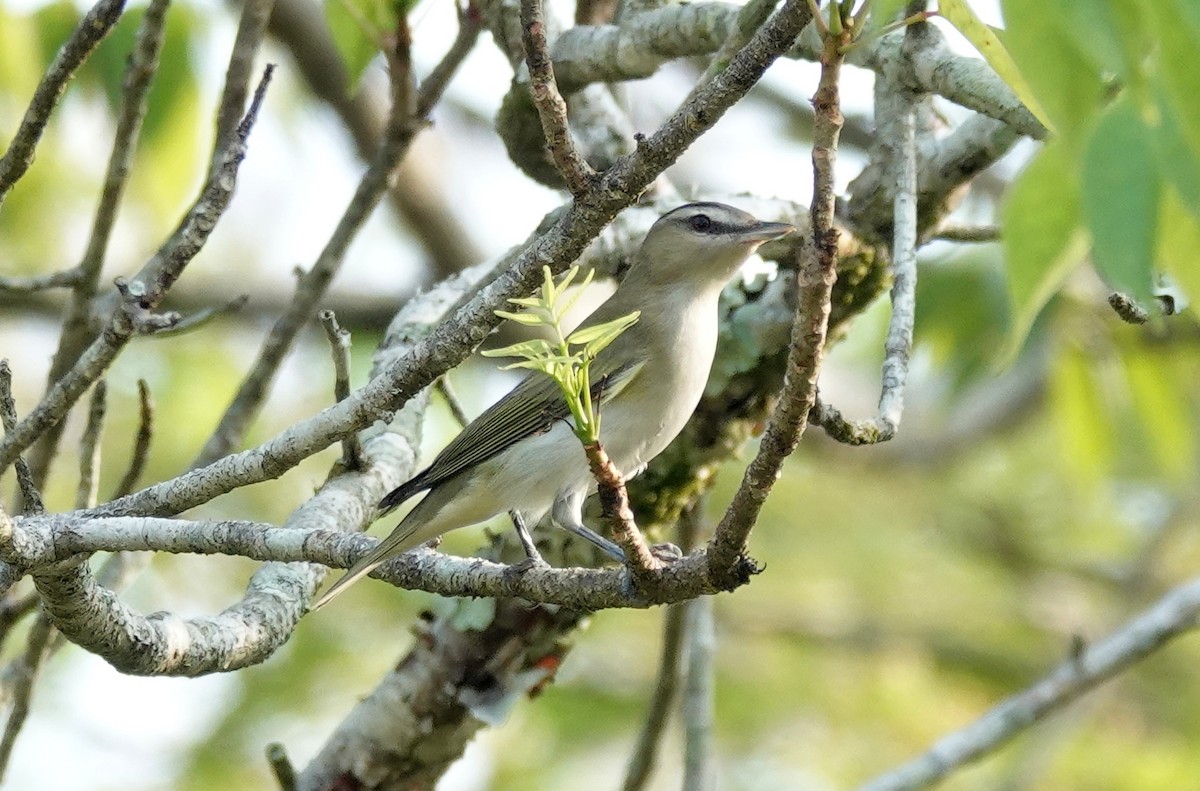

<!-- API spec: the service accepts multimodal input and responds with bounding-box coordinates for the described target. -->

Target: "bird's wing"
[379,351,645,513]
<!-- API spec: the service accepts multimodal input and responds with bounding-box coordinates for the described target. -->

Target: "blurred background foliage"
[0,0,1199,789]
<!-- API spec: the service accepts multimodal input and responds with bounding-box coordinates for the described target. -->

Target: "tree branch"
[855,577,1200,791]
[521,0,598,196]
[86,0,815,522]
[0,0,127,209]
[25,0,168,488]
[706,15,844,582]
[0,68,275,474]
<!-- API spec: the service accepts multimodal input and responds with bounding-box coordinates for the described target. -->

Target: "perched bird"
[312,203,793,609]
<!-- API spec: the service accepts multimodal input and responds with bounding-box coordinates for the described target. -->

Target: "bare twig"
[931,224,999,243]
[0,362,44,515]
[211,0,277,172]
[111,380,154,499]
[584,442,661,576]
[267,742,298,791]
[623,602,688,791]
[0,0,127,208]
[415,2,485,119]
[0,611,54,782]
[0,270,83,295]
[706,16,845,583]
[855,577,1200,791]
[682,596,717,791]
[76,382,108,510]
[435,376,471,428]
[0,594,39,648]
[0,67,274,474]
[521,0,598,196]
[814,77,917,443]
[147,293,250,337]
[685,0,778,103]
[26,0,169,488]
[265,0,484,283]
[194,17,422,466]
[319,310,364,469]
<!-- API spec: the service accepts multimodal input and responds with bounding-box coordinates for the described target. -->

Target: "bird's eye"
[689,214,712,232]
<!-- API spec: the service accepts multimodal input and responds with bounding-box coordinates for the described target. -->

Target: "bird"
[312,203,794,609]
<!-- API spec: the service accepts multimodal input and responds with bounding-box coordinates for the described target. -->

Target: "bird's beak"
[735,221,795,244]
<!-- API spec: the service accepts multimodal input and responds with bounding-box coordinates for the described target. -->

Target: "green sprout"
[482,266,640,444]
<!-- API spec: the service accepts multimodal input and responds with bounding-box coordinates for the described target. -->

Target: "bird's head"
[633,202,795,288]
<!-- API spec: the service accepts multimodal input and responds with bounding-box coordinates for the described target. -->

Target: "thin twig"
[814,39,918,445]
[681,596,717,791]
[319,310,364,469]
[112,380,154,499]
[435,377,471,428]
[520,0,598,196]
[932,224,999,243]
[415,2,484,119]
[855,577,1200,791]
[146,293,250,337]
[0,67,274,474]
[211,0,277,174]
[0,361,44,515]
[583,442,661,576]
[92,0,814,523]
[0,269,83,295]
[623,602,688,791]
[76,382,108,510]
[0,612,54,782]
[193,17,421,467]
[707,17,846,583]
[267,742,298,791]
[0,0,128,209]
[27,0,170,489]
[0,594,39,649]
[685,0,778,103]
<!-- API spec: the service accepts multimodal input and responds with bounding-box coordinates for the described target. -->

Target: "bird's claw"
[505,556,550,577]
[649,543,683,563]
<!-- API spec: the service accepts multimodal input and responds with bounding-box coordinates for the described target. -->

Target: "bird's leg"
[508,510,549,573]
[551,494,627,562]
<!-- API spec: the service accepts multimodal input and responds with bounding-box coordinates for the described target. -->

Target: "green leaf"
[1000,0,1106,140]
[323,0,393,91]
[867,0,909,29]
[555,267,596,321]
[941,0,1054,132]
[495,309,551,327]
[1147,0,1200,166]
[1057,0,1148,86]
[1000,141,1086,362]
[481,339,556,359]
[1152,90,1200,215]
[568,311,641,357]
[565,312,639,345]
[1081,94,1158,304]
[496,359,566,374]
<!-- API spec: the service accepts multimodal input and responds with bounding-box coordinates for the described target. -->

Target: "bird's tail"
[309,518,426,611]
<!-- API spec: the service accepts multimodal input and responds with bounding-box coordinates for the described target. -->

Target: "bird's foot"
[505,556,550,578]
[650,543,683,564]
